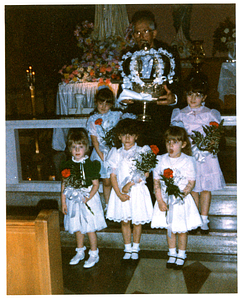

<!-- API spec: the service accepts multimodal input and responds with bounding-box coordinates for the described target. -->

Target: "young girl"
[61,128,107,268]
[171,78,226,233]
[86,87,136,206]
[106,118,154,260]
[151,126,202,269]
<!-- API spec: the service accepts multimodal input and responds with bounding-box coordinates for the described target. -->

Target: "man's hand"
[121,99,134,104]
[157,84,176,105]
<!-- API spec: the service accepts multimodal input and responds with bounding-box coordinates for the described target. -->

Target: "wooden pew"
[7,209,64,295]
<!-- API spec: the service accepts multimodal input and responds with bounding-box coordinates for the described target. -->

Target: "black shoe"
[166,255,177,269]
[174,257,186,270]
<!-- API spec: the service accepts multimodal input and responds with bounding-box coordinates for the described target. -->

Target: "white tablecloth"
[217,62,236,102]
[56,82,119,115]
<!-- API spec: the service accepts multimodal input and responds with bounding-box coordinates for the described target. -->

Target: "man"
[119,10,181,152]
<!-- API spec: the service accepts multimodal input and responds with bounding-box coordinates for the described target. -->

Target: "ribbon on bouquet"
[191,144,211,163]
[117,89,153,104]
[64,186,92,223]
[165,194,184,238]
[120,170,146,192]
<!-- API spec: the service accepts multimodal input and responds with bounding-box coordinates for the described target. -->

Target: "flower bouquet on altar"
[190,120,224,159]
[61,162,94,215]
[59,20,134,84]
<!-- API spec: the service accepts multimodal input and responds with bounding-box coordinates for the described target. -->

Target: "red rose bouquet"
[133,145,159,173]
[160,168,184,201]
[61,163,94,215]
[95,118,116,149]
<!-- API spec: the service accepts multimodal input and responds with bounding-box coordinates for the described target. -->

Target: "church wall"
[126,3,235,57]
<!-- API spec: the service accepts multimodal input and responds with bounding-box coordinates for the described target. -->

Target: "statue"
[92,4,129,40]
[171,4,193,59]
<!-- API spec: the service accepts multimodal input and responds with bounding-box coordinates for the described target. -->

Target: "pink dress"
[171,105,226,192]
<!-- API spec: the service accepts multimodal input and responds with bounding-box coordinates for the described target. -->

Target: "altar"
[56,81,119,115]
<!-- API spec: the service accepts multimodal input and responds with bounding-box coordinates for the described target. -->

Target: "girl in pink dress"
[171,78,226,233]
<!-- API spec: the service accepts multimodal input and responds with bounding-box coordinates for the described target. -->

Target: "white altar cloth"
[217,62,236,102]
[56,82,119,115]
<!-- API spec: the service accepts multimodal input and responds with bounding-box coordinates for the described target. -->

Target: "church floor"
[61,247,237,294]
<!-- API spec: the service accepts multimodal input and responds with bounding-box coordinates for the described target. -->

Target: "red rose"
[209,121,219,128]
[150,145,159,155]
[163,168,173,179]
[95,118,103,126]
[61,169,71,178]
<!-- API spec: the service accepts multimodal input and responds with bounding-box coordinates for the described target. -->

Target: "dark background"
[5,5,95,93]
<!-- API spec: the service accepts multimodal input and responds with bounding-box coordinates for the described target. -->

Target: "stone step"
[60,230,237,255]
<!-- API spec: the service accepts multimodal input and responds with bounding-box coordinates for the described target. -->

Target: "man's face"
[133,20,157,49]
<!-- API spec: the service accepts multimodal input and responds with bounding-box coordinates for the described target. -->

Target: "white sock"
[167,248,177,263]
[201,215,209,230]
[123,244,132,259]
[176,249,186,265]
[124,243,132,253]
[132,243,140,252]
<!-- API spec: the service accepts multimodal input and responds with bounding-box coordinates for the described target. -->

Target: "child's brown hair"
[95,88,115,105]
[165,126,192,156]
[67,128,90,154]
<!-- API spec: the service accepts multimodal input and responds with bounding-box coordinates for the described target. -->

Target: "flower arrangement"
[59,20,135,84]
[133,145,159,173]
[160,168,184,201]
[212,17,235,55]
[190,120,224,156]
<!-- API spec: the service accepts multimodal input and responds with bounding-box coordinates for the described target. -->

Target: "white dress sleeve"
[86,115,98,137]
[106,147,119,175]
[210,109,221,124]
[185,156,196,181]
[170,108,184,127]
[153,155,163,180]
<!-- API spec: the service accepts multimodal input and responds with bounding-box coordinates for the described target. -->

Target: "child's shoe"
[174,250,187,270]
[83,249,99,268]
[69,246,86,265]
[200,215,210,234]
[131,243,140,260]
[166,248,177,269]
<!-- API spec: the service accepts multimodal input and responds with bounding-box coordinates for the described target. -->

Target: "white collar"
[72,155,88,163]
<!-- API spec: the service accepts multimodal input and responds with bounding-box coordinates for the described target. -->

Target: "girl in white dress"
[151,126,202,269]
[106,119,154,260]
[61,129,107,268]
[86,87,136,206]
[171,78,225,233]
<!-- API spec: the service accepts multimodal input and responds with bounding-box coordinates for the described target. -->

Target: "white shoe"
[123,252,132,260]
[131,251,139,260]
[83,249,99,268]
[69,247,86,265]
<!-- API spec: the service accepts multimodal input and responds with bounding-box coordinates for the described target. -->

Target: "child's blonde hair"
[67,128,90,154]
[165,126,192,156]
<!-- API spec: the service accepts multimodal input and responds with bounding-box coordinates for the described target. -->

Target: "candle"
[32,71,35,83]
[26,70,30,82]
